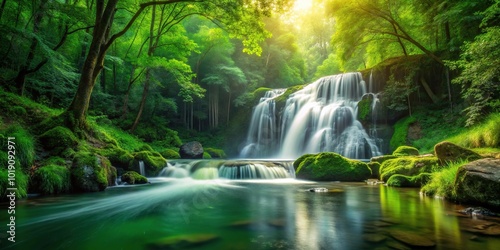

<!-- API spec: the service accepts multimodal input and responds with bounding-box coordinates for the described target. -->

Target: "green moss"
[160,148,181,159]
[370,155,398,164]
[379,156,439,182]
[434,141,482,165]
[421,160,466,200]
[357,96,372,122]
[39,126,79,154]
[132,151,167,175]
[100,147,134,169]
[98,155,117,187]
[3,125,36,170]
[295,152,371,181]
[121,171,148,184]
[205,148,226,158]
[386,173,432,187]
[453,159,500,207]
[71,151,108,192]
[0,168,28,199]
[203,152,212,159]
[138,144,154,152]
[390,116,417,152]
[393,146,419,156]
[31,165,71,194]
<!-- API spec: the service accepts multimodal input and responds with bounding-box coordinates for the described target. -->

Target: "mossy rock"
[357,94,373,123]
[386,173,432,187]
[379,156,439,182]
[370,155,398,164]
[393,146,419,156]
[39,126,79,155]
[138,144,154,152]
[160,148,180,159]
[203,152,212,159]
[294,152,371,181]
[98,155,117,187]
[367,161,381,178]
[71,151,108,192]
[434,141,482,165]
[454,158,500,207]
[31,165,71,194]
[101,147,134,169]
[121,171,148,185]
[205,148,227,159]
[131,151,167,175]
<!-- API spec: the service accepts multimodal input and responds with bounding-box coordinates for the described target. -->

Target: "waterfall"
[240,89,286,158]
[240,72,382,159]
[139,161,146,176]
[158,160,295,180]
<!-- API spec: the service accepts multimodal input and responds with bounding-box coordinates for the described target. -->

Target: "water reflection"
[1,180,499,249]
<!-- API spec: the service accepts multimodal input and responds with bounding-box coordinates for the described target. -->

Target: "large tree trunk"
[65,0,118,133]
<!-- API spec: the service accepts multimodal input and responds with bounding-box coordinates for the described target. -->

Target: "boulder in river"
[454,158,500,207]
[179,141,204,159]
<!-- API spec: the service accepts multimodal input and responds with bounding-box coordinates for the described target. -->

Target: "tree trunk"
[130,70,151,132]
[65,0,118,133]
[419,77,439,103]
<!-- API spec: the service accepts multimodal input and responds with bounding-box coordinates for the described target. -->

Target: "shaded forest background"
[0,0,499,155]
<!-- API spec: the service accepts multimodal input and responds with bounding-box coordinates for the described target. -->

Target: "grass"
[420,160,468,200]
[447,113,500,148]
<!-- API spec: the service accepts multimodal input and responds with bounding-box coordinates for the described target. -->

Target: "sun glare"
[293,0,313,12]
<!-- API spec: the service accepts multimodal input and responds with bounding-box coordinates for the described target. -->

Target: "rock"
[367,162,381,178]
[179,141,204,159]
[386,173,431,187]
[389,230,436,247]
[294,152,372,181]
[379,156,438,182]
[459,207,497,217]
[454,158,500,207]
[308,187,328,192]
[392,146,419,156]
[464,223,500,236]
[370,155,398,164]
[70,151,109,192]
[121,171,148,185]
[434,141,482,164]
[363,233,387,243]
[147,234,219,249]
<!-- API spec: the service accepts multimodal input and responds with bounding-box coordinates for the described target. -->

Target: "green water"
[1,178,499,249]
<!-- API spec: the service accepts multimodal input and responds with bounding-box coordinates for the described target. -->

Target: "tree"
[63,0,292,134]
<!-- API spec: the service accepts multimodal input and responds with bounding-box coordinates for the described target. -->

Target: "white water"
[139,160,146,176]
[158,160,295,180]
[241,72,382,159]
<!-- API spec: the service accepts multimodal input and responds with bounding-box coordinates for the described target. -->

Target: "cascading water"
[139,161,146,176]
[158,160,295,180]
[240,72,382,159]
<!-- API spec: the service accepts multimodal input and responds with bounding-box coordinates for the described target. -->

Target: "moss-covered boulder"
[379,156,439,182]
[357,94,373,124]
[131,151,167,175]
[205,148,226,159]
[370,155,398,164]
[31,165,71,194]
[101,147,134,169]
[386,173,432,187]
[99,155,117,187]
[434,141,482,165]
[454,158,500,207]
[39,126,79,155]
[179,141,204,159]
[367,161,381,178]
[121,171,148,184]
[71,151,108,192]
[160,148,181,159]
[392,146,419,156]
[294,152,372,181]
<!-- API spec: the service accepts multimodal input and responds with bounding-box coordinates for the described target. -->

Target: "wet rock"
[434,141,481,164]
[147,234,219,249]
[464,222,500,236]
[365,179,384,185]
[389,230,436,247]
[308,187,328,192]
[454,158,500,207]
[179,141,204,159]
[459,207,497,217]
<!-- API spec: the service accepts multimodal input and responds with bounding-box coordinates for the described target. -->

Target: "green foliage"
[4,125,35,170]
[393,146,419,156]
[379,156,439,182]
[0,168,28,199]
[160,149,181,159]
[386,173,432,187]
[100,147,134,169]
[447,26,500,126]
[390,116,417,151]
[382,72,418,112]
[39,126,79,154]
[294,152,371,181]
[31,165,71,194]
[121,171,148,185]
[421,160,467,200]
[205,148,227,158]
[132,151,167,175]
[447,112,500,148]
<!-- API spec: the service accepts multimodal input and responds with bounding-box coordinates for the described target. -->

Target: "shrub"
[31,165,71,194]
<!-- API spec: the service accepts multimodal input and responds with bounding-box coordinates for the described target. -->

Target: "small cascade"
[158,160,295,180]
[240,89,286,158]
[240,72,382,159]
[139,160,146,176]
